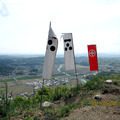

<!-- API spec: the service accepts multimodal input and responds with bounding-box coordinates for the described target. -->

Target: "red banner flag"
[87,45,98,71]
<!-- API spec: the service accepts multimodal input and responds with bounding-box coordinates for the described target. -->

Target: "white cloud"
[0,0,120,54]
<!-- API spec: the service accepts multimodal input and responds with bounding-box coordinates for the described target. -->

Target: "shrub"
[83,75,104,91]
[59,106,70,117]
[0,105,7,117]
[58,103,75,117]
[48,86,62,101]
[61,86,71,99]
[33,94,41,103]
[12,96,26,107]
[71,86,79,96]
[37,86,51,96]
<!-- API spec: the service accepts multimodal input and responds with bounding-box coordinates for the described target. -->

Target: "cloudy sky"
[0,0,120,55]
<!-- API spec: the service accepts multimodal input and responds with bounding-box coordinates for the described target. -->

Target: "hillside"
[0,55,120,119]
[62,83,120,120]
[0,75,120,120]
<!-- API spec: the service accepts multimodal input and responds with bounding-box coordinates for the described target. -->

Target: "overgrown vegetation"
[0,74,120,120]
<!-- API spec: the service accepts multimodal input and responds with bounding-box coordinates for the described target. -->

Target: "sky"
[0,0,120,55]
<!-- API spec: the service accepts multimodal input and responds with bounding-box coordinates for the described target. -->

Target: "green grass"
[112,81,120,87]
[82,75,105,91]
[1,74,120,119]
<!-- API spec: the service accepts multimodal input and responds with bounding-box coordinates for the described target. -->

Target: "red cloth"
[88,45,98,71]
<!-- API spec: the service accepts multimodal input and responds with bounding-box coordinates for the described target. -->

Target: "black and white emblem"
[63,33,75,71]
[64,39,73,52]
[47,38,56,52]
[42,23,58,80]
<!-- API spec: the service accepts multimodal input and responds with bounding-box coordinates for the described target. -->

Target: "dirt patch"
[62,105,120,120]
[61,82,120,120]
[102,84,120,95]
[11,110,43,120]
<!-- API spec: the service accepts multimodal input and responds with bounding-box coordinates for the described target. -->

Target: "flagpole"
[74,61,79,88]
[40,78,44,109]
[41,22,58,109]
[71,33,79,88]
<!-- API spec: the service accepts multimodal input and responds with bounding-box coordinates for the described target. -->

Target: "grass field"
[0,78,43,96]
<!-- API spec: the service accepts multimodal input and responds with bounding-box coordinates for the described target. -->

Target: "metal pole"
[71,33,79,88]
[5,81,8,107]
[40,79,44,109]
[75,64,79,88]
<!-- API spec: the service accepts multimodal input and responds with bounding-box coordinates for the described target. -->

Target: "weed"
[82,98,91,106]
[113,81,120,87]
[23,117,33,120]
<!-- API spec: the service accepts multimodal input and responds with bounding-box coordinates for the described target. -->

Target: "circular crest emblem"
[89,49,96,57]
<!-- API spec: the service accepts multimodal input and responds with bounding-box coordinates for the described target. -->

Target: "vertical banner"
[63,33,75,71]
[88,44,98,71]
[42,23,58,79]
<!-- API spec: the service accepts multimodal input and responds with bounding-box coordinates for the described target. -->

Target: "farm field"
[0,54,120,97]
[0,78,43,96]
